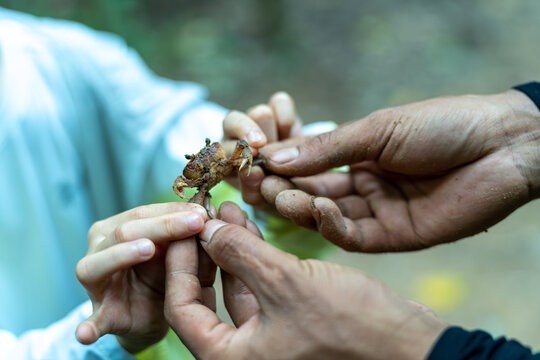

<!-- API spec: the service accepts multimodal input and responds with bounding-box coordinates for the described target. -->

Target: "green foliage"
[4,0,540,123]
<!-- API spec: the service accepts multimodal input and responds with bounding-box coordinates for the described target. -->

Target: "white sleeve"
[35,19,226,208]
[0,302,137,360]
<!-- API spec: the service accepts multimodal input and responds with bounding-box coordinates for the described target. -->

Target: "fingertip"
[247,130,267,147]
[312,197,345,228]
[312,197,338,212]
[260,175,295,204]
[76,321,97,345]
[248,104,273,120]
[270,91,293,105]
[269,147,299,165]
[186,213,205,232]
[208,205,218,219]
[270,92,295,129]
[223,110,266,147]
[190,204,209,220]
[246,219,263,238]
[217,201,246,226]
[225,109,243,119]
[200,220,228,244]
[275,189,317,229]
[239,165,263,186]
[136,239,155,258]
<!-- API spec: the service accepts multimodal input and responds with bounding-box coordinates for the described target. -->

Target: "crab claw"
[172,176,190,199]
[238,148,253,175]
[233,139,253,175]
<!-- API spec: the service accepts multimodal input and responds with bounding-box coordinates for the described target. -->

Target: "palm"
[328,141,527,251]
[96,257,168,344]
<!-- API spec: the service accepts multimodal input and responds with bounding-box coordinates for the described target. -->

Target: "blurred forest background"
[4,0,540,352]
[3,0,540,123]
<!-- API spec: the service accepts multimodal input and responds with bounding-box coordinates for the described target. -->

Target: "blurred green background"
[4,0,540,354]
[4,0,540,123]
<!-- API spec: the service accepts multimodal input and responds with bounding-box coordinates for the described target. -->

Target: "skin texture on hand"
[256,90,540,252]
[164,202,448,360]
[75,202,207,354]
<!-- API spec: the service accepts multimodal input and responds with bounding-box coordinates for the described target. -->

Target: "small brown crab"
[172,138,256,217]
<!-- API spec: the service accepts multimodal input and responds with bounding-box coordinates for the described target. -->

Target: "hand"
[258,90,540,251]
[164,206,448,360]
[222,92,302,205]
[75,202,207,353]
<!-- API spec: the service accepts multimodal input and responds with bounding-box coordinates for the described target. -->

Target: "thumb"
[200,220,299,305]
[264,113,394,176]
[76,310,111,345]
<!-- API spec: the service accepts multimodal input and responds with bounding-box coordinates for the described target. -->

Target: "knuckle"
[88,221,103,238]
[130,204,151,219]
[366,109,386,123]
[258,255,302,299]
[75,259,89,284]
[113,224,130,244]
[162,214,180,237]
[207,224,244,256]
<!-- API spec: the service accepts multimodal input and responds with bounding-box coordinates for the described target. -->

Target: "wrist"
[387,310,448,360]
[400,317,448,360]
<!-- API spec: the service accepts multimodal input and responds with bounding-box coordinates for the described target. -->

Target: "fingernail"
[137,240,153,257]
[270,147,299,164]
[200,220,227,243]
[190,206,208,219]
[248,130,265,145]
[311,196,322,223]
[274,94,294,123]
[187,214,204,231]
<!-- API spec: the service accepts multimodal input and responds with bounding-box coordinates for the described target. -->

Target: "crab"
[172,138,256,217]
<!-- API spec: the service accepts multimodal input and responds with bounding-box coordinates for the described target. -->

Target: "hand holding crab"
[172,138,257,216]
[172,92,303,215]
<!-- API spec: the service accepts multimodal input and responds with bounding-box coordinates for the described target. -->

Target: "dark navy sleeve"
[427,327,540,360]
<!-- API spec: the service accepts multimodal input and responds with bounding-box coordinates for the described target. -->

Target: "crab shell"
[183,142,227,180]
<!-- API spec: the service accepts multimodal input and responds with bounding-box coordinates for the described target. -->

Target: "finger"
[264,114,394,176]
[334,195,372,219]
[290,172,354,198]
[198,242,217,312]
[76,310,111,345]
[248,104,278,143]
[89,202,206,242]
[246,219,263,238]
[274,190,317,229]
[165,240,235,358]
[239,166,265,205]
[223,110,267,148]
[222,270,260,327]
[269,92,300,140]
[97,210,206,251]
[217,201,247,226]
[216,201,261,326]
[311,197,404,252]
[260,175,296,204]
[76,239,155,286]
[309,197,365,251]
[200,220,299,305]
